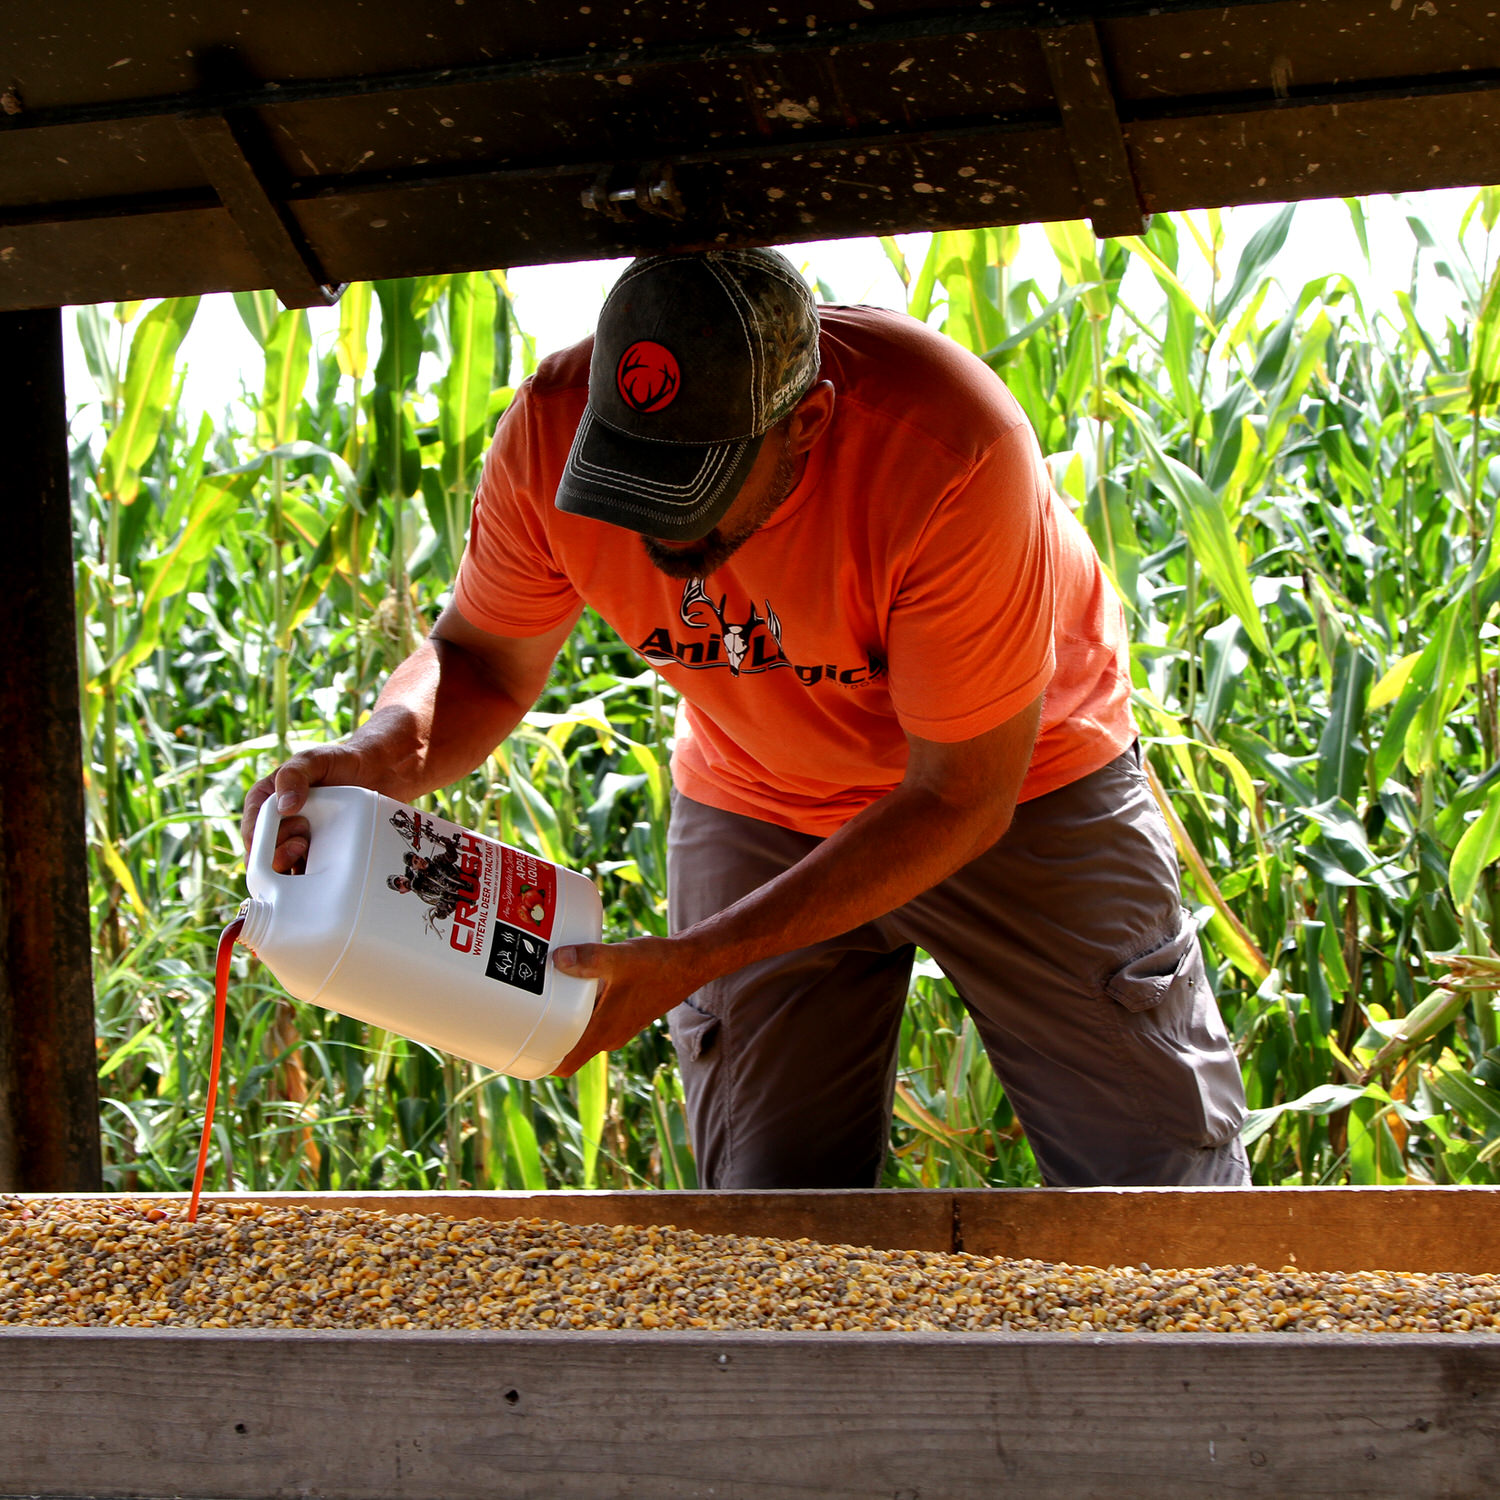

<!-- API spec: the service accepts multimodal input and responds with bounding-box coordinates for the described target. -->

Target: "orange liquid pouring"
[186,915,244,1222]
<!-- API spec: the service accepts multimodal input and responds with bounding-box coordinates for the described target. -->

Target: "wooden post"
[0,307,102,1191]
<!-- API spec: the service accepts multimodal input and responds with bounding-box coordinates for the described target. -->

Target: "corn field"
[71,191,1500,1194]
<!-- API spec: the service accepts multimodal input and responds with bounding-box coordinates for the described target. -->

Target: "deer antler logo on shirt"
[616,341,681,413]
[638,583,882,685]
[681,578,782,676]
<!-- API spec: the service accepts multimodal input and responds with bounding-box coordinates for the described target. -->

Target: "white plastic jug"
[242,786,602,1078]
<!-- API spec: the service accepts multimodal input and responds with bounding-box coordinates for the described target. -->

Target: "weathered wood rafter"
[1,0,1497,309]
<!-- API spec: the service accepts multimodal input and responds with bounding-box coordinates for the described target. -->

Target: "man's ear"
[786,380,835,455]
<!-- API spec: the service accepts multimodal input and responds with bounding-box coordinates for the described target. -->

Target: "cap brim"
[555,409,764,541]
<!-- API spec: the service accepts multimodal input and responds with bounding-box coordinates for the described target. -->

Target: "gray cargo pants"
[666,743,1249,1188]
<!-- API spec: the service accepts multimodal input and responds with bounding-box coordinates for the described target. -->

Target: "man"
[243,247,1248,1189]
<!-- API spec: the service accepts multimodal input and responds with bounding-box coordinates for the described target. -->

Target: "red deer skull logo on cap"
[617,341,681,413]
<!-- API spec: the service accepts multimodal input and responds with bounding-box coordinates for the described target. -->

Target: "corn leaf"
[1316,642,1376,805]
[1368,652,1421,710]
[99,297,199,504]
[259,309,312,449]
[1450,784,1500,911]
[575,1052,608,1190]
[336,281,373,380]
[373,279,425,500]
[1043,219,1112,322]
[1125,405,1271,656]
[1471,257,1500,413]
[1219,204,1297,321]
[1240,1081,1372,1148]
[1428,1059,1500,1142]
[502,1085,546,1190]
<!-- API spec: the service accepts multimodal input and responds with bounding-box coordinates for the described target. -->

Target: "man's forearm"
[353,637,531,802]
[671,776,1013,992]
[550,698,1041,1076]
[670,700,1044,988]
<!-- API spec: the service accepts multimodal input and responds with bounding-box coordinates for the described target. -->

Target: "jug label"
[380,804,559,994]
[494,846,558,941]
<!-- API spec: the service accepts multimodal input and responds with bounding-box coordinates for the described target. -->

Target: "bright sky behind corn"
[62,188,1482,441]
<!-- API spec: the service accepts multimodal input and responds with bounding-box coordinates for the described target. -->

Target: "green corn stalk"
[435,272,498,574]
[258,307,312,755]
[372,279,424,660]
[334,281,375,717]
[92,296,198,951]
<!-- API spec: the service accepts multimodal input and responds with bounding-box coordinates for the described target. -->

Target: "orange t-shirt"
[455,305,1134,837]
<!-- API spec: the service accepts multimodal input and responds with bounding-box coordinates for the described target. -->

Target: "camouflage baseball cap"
[555,248,822,540]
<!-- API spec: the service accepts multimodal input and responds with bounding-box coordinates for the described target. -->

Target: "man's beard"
[641,435,800,580]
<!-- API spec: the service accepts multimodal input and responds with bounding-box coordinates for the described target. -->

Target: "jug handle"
[248,788,357,884]
[248,794,290,886]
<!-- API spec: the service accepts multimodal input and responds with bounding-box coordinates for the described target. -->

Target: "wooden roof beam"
[177,110,342,309]
[0,4,1269,140]
[1039,21,1149,239]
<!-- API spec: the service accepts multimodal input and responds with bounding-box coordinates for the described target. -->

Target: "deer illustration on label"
[380,808,558,990]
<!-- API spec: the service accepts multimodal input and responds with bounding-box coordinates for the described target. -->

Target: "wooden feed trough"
[4,5,1500,1497]
[3,1185,1499,1498]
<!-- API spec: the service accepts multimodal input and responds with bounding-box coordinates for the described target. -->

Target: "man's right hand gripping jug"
[241,787,603,1078]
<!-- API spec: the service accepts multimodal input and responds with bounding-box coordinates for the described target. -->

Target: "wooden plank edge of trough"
[3,1325,1499,1500]
[11,1185,1500,1272]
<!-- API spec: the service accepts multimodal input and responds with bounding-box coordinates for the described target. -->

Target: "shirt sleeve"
[885,420,1056,742]
[453,381,584,636]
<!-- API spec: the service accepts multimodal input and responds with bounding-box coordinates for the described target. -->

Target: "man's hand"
[241,742,379,873]
[550,935,707,1076]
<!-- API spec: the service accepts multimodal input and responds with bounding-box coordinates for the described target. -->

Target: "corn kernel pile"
[3,1196,1497,1334]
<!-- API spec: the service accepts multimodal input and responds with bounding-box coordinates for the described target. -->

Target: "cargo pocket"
[1102,917,1245,1148]
[1104,923,1198,1011]
[668,997,720,1065]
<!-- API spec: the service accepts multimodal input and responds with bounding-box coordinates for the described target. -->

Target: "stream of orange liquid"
[186,915,245,1222]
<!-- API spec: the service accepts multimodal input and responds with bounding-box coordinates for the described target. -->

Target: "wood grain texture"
[0,309,102,1194]
[1038,21,1150,237]
[176,111,340,308]
[5,1,1500,310]
[955,1187,1500,1273]
[2,1328,1498,1499]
